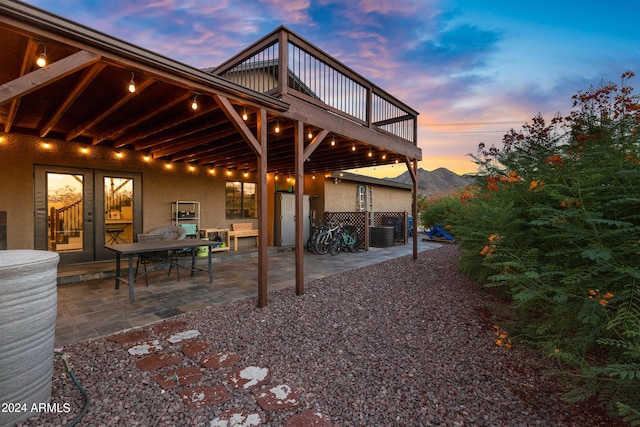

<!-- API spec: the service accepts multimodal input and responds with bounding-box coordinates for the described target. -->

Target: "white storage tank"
[0,250,59,427]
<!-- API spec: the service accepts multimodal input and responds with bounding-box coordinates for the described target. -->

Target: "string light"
[242,109,248,121]
[382,153,387,160]
[351,144,356,152]
[36,44,47,67]
[274,121,280,134]
[308,130,313,139]
[191,95,198,110]
[128,73,136,93]
[330,136,336,147]
[368,149,373,158]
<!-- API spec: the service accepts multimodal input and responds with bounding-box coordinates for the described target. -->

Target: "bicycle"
[329,223,358,255]
[312,221,340,255]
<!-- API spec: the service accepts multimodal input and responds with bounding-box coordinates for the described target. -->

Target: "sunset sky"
[24,0,640,177]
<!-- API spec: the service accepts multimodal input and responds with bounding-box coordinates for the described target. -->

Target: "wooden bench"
[228,223,259,251]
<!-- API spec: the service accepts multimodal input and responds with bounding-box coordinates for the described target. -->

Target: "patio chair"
[134,226,186,285]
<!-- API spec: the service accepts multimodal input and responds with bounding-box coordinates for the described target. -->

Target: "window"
[225,181,257,219]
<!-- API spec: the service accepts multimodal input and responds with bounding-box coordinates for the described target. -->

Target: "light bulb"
[242,110,248,121]
[274,122,280,134]
[191,95,198,110]
[128,73,136,93]
[36,44,47,67]
[36,53,47,67]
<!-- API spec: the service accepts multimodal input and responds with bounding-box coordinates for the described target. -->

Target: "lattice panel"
[324,212,366,250]
[372,212,407,244]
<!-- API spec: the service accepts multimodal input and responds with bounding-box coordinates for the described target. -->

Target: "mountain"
[385,167,475,196]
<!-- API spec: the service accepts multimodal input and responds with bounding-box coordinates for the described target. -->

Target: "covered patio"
[0,0,422,307]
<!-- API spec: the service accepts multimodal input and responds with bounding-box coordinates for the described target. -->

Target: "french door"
[35,166,142,264]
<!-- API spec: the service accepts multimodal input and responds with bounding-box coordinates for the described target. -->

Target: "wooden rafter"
[4,38,38,133]
[92,91,192,144]
[66,77,154,141]
[40,62,106,137]
[118,103,218,149]
[0,50,101,106]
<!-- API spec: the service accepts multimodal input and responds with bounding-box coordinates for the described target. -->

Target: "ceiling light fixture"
[128,73,136,93]
[36,44,47,67]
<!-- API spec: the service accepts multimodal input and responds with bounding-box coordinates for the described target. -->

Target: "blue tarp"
[425,223,455,241]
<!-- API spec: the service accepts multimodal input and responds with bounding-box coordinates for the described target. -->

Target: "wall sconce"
[143,154,151,162]
[226,169,233,176]
[128,73,136,93]
[165,162,173,170]
[208,168,216,175]
[80,147,89,154]
[36,44,47,67]
[188,165,196,172]
[243,170,249,178]
[115,151,124,159]
[381,153,387,160]
[41,141,52,150]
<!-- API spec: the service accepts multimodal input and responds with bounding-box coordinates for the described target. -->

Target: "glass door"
[94,171,142,260]
[35,166,94,264]
[35,166,142,264]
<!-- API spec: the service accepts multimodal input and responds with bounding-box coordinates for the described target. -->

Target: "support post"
[294,121,305,295]
[257,109,268,307]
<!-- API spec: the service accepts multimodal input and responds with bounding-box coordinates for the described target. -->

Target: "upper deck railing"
[216,28,418,145]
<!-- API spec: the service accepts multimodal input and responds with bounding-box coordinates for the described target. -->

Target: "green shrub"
[424,72,640,423]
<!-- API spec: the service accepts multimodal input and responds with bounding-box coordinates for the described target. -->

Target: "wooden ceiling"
[0,1,420,175]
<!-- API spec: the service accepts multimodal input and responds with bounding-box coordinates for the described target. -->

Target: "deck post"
[294,120,305,295]
[257,109,268,307]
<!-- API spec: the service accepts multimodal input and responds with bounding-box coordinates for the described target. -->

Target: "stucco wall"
[0,133,257,250]
[323,178,411,215]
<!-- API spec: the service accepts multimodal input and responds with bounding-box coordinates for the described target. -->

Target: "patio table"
[104,239,220,301]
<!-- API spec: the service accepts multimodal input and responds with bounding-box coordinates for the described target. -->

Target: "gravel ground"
[19,245,625,426]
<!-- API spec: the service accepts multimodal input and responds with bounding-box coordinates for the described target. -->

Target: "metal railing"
[218,29,417,145]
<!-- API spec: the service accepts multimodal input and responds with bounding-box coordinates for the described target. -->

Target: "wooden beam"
[281,93,422,160]
[117,103,218,149]
[294,120,305,296]
[0,50,101,106]
[92,91,192,144]
[4,38,38,133]
[213,94,262,157]
[66,77,154,141]
[257,108,268,308]
[303,128,328,161]
[40,62,106,137]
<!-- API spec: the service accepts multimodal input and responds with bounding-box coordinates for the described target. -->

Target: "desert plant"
[425,72,640,423]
